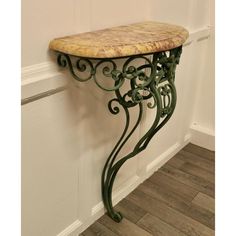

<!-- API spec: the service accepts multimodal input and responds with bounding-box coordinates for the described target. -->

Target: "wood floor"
[80,143,215,236]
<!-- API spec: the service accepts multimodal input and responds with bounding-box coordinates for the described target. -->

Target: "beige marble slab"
[49,21,189,58]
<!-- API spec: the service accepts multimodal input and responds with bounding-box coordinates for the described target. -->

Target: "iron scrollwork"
[57,46,183,222]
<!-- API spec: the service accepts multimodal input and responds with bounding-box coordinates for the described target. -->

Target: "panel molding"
[21,62,68,101]
[22,61,60,86]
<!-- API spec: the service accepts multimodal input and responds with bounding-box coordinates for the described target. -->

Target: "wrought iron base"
[57,46,183,222]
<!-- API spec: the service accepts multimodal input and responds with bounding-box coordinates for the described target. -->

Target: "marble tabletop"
[49,21,189,58]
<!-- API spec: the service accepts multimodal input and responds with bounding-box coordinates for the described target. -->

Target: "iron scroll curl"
[57,46,182,222]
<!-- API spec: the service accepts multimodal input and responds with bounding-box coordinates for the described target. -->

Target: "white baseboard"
[72,175,141,234]
[56,220,82,236]
[91,175,140,215]
[145,136,191,179]
[190,123,215,151]
[146,142,181,174]
[184,133,192,143]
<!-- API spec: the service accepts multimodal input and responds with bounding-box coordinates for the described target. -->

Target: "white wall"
[22,0,150,67]
[22,0,214,235]
[190,0,215,149]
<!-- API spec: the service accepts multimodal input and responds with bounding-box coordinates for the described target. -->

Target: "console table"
[49,21,189,222]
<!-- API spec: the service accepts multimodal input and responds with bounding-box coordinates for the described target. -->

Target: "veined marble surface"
[49,21,189,58]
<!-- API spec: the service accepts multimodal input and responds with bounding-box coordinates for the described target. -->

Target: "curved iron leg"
[101,48,182,222]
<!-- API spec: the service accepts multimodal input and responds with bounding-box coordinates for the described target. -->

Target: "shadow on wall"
[61,57,150,157]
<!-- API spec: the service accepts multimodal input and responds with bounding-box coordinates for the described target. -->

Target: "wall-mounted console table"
[49,21,189,223]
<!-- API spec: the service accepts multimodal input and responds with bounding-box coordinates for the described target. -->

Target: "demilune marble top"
[49,21,189,58]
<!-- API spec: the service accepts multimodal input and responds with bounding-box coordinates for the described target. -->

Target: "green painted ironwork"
[57,46,183,222]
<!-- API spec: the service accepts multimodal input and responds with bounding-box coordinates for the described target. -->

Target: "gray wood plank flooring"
[80,143,215,236]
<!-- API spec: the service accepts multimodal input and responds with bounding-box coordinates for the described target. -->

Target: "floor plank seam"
[151,171,201,201]
[137,212,190,236]
[137,188,214,230]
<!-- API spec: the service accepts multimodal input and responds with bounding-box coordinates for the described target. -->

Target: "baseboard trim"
[184,133,192,143]
[190,123,215,151]
[91,175,140,216]
[56,220,82,236]
[145,137,191,178]
[146,142,181,174]
[73,175,141,234]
